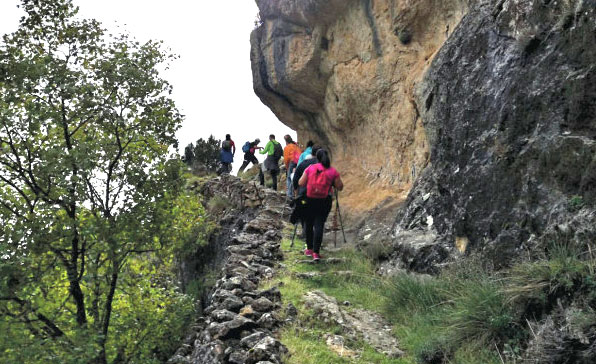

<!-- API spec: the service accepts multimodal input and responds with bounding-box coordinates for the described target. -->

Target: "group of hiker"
[218,134,344,261]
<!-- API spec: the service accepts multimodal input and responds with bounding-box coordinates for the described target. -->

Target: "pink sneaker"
[304,249,313,257]
[312,253,321,261]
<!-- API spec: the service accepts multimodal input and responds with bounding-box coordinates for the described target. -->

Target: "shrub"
[385,273,448,319]
[506,241,593,311]
[361,240,393,262]
[207,195,230,215]
[444,279,518,346]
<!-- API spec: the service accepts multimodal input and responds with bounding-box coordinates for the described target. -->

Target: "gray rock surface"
[398,0,596,267]
[304,290,404,358]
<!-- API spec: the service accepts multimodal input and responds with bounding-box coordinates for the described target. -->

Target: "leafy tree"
[0,1,206,362]
[182,135,221,173]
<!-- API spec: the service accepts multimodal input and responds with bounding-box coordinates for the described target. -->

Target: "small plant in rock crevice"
[207,195,231,215]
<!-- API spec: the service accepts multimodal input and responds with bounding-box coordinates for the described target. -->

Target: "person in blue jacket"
[297,140,314,167]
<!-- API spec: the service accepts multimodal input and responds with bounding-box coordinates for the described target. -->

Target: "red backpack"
[306,164,333,199]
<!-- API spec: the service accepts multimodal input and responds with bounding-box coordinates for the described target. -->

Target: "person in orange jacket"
[283,135,302,199]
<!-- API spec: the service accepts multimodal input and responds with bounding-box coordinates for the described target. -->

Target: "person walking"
[259,134,283,190]
[292,145,320,198]
[298,149,344,261]
[218,134,235,175]
[222,134,236,155]
[238,138,262,174]
[283,135,301,199]
[297,140,314,167]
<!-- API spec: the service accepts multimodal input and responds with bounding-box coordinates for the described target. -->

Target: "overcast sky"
[0,0,295,172]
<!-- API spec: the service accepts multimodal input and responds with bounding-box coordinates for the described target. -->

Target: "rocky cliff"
[251,0,595,267]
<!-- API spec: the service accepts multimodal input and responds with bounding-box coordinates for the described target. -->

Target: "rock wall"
[169,176,291,364]
[251,0,469,212]
[400,0,596,264]
[252,0,596,267]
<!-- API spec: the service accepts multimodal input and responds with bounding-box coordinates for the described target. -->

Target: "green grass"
[265,232,505,364]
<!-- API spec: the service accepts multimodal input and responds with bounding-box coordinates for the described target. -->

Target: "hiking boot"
[304,249,313,257]
[312,253,321,261]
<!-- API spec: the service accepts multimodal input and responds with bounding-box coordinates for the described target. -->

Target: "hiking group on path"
[218,134,344,261]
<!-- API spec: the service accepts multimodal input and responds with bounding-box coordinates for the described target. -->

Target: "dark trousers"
[270,169,279,190]
[238,153,258,173]
[304,197,332,254]
[259,168,279,190]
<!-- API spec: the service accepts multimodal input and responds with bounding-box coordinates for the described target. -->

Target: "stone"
[247,336,287,363]
[285,303,298,318]
[210,309,236,323]
[228,350,249,364]
[257,313,280,329]
[220,296,244,312]
[208,316,256,340]
[258,287,282,302]
[240,331,267,348]
[304,290,404,358]
[251,297,275,312]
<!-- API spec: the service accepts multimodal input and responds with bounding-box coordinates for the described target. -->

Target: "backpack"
[273,142,283,161]
[306,164,333,199]
[242,141,251,153]
[222,140,232,151]
[292,149,301,164]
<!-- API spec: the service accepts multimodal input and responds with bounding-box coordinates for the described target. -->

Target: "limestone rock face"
[400,0,596,263]
[251,0,469,212]
[252,0,596,266]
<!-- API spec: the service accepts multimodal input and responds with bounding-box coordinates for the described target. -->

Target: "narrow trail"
[169,175,402,364]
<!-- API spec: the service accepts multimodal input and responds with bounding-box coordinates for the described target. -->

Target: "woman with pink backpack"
[298,149,344,261]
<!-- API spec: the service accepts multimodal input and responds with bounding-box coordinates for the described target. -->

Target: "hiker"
[238,138,263,174]
[297,140,314,167]
[283,135,302,199]
[290,145,320,238]
[218,134,235,175]
[292,145,320,198]
[259,134,283,190]
[222,134,236,155]
[298,149,344,261]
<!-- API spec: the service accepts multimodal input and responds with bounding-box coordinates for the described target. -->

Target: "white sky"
[0,0,295,172]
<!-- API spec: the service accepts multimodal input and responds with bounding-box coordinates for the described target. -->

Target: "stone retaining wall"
[169,176,290,364]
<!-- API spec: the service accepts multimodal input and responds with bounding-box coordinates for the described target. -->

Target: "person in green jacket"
[259,134,283,190]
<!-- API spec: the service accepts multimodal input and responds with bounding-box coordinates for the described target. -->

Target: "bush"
[444,279,518,346]
[207,195,230,215]
[506,241,593,311]
[385,273,448,319]
[183,135,221,173]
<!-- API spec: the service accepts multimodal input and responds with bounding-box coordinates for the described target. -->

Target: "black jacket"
[292,157,318,197]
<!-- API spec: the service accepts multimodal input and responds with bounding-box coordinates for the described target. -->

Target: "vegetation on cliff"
[0,1,211,362]
[267,234,596,364]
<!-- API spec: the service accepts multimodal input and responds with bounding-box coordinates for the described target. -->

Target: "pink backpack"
[306,164,334,199]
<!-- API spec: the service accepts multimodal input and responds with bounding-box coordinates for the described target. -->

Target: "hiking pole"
[334,189,347,244]
[290,223,298,248]
[333,208,338,248]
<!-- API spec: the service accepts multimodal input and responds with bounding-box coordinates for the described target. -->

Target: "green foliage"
[207,195,231,216]
[444,279,517,346]
[361,240,393,262]
[506,241,594,309]
[183,135,221,174]
[0,1,207,362]
[385,274,447,319]
[569,194,585,211]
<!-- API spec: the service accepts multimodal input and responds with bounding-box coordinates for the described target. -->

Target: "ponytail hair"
[316,149,331,168]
